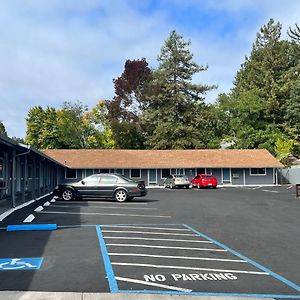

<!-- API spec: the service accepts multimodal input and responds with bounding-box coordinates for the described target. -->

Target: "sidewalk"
[0,291,275,300]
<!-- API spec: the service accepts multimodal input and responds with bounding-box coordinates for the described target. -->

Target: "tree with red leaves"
[106,58,151,149]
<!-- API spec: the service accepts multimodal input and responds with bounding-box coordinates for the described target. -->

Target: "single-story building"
[0,134,64,209]
[43,149,283,186]
[1,133,284,211]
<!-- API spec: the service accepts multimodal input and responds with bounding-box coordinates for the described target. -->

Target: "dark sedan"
[53,173,147,202]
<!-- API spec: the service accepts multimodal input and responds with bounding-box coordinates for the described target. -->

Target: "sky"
[0,0,299,139]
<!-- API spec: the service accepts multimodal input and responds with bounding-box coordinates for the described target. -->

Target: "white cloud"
[0,0,299,138]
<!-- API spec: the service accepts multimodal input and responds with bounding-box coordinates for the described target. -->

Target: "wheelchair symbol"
[0,258,37,270]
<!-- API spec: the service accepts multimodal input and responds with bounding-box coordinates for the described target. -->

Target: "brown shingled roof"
[42,149,283,169]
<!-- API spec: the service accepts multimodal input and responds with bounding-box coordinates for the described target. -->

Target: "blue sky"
[0,0,299,138]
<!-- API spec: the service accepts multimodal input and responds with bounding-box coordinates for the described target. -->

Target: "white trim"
[243,168,246,185]
[249,168,266,176]
[130,168,141,179]
[222,168,232,184]
[148,169,157,184]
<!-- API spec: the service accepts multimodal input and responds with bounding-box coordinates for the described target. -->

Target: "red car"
[191,174,218,189]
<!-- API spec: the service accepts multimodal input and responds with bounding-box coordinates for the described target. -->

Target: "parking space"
[98,224,300,297]
[0,187,300,297]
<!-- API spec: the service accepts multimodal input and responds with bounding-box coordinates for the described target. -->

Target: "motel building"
[0,135,64,212]
[1,133,283,210]
[43,148,283,187]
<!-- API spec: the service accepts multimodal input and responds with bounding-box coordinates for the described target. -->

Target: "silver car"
[164,174,190,189]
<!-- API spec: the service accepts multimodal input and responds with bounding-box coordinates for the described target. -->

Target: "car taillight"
[138,182,145,189]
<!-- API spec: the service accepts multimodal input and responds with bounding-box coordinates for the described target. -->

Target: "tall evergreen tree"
[216,19,300,157]
[233,19,294,124]
[143,30,215,149]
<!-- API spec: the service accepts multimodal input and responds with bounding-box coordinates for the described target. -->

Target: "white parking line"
[112,263,268,275]
[109,253,246,263]
[38,211,171,218]
[23,214,35,223]
[50,199,56,203]
[106,243,226,251]
[102,230,195,236]
[251,186,262,190]
[262,190,279,193]
[102,225,188,231]
[43,201,51,206]
[104,237,212,243]
[49,205,157,210]
[34,206,44,212]
[57,201,148,205]
[115,276,192,292]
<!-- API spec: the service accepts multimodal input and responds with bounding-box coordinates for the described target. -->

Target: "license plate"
[208,183,212,185]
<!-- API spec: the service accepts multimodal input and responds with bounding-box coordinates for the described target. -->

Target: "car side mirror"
[81,180,85,185]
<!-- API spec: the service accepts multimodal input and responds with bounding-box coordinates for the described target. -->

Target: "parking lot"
[0,186,300,298]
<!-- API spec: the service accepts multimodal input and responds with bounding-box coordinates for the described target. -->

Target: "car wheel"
[186,185,190,189]
[197,183,201,189]
[62,188,74,201]
[115,189,128,202]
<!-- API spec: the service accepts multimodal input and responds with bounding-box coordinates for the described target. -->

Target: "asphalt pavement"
[0,186,299,299]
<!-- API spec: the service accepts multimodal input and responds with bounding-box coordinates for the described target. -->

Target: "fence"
[279,166,300,185]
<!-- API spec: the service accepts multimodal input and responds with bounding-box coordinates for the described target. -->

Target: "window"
[161,169,171,179]
[83,175,100,185]
[197,168,205,175]
[130,169,141,178]
[250,168,266,176]
[85,169,93,176]
[116,169,123,174]
[100,175,118,184]
[0,158,3,179]
[28,164,33,179]
[100,169,109,173]
[171,168,184,175]
[65,168,77,179]
[206,168,213,175]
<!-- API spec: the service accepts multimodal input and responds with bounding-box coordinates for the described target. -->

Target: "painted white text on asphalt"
[144,273,238,282]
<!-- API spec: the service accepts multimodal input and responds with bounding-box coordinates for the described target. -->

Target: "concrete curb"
[0,291,275,300]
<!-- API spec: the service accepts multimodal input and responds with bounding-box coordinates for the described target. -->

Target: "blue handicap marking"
[0,258,43,271]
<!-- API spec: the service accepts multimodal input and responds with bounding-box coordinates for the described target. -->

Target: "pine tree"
[143,31,215,149]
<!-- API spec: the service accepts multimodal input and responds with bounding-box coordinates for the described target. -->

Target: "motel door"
[148,169,157,185]
[222,168,231,184]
